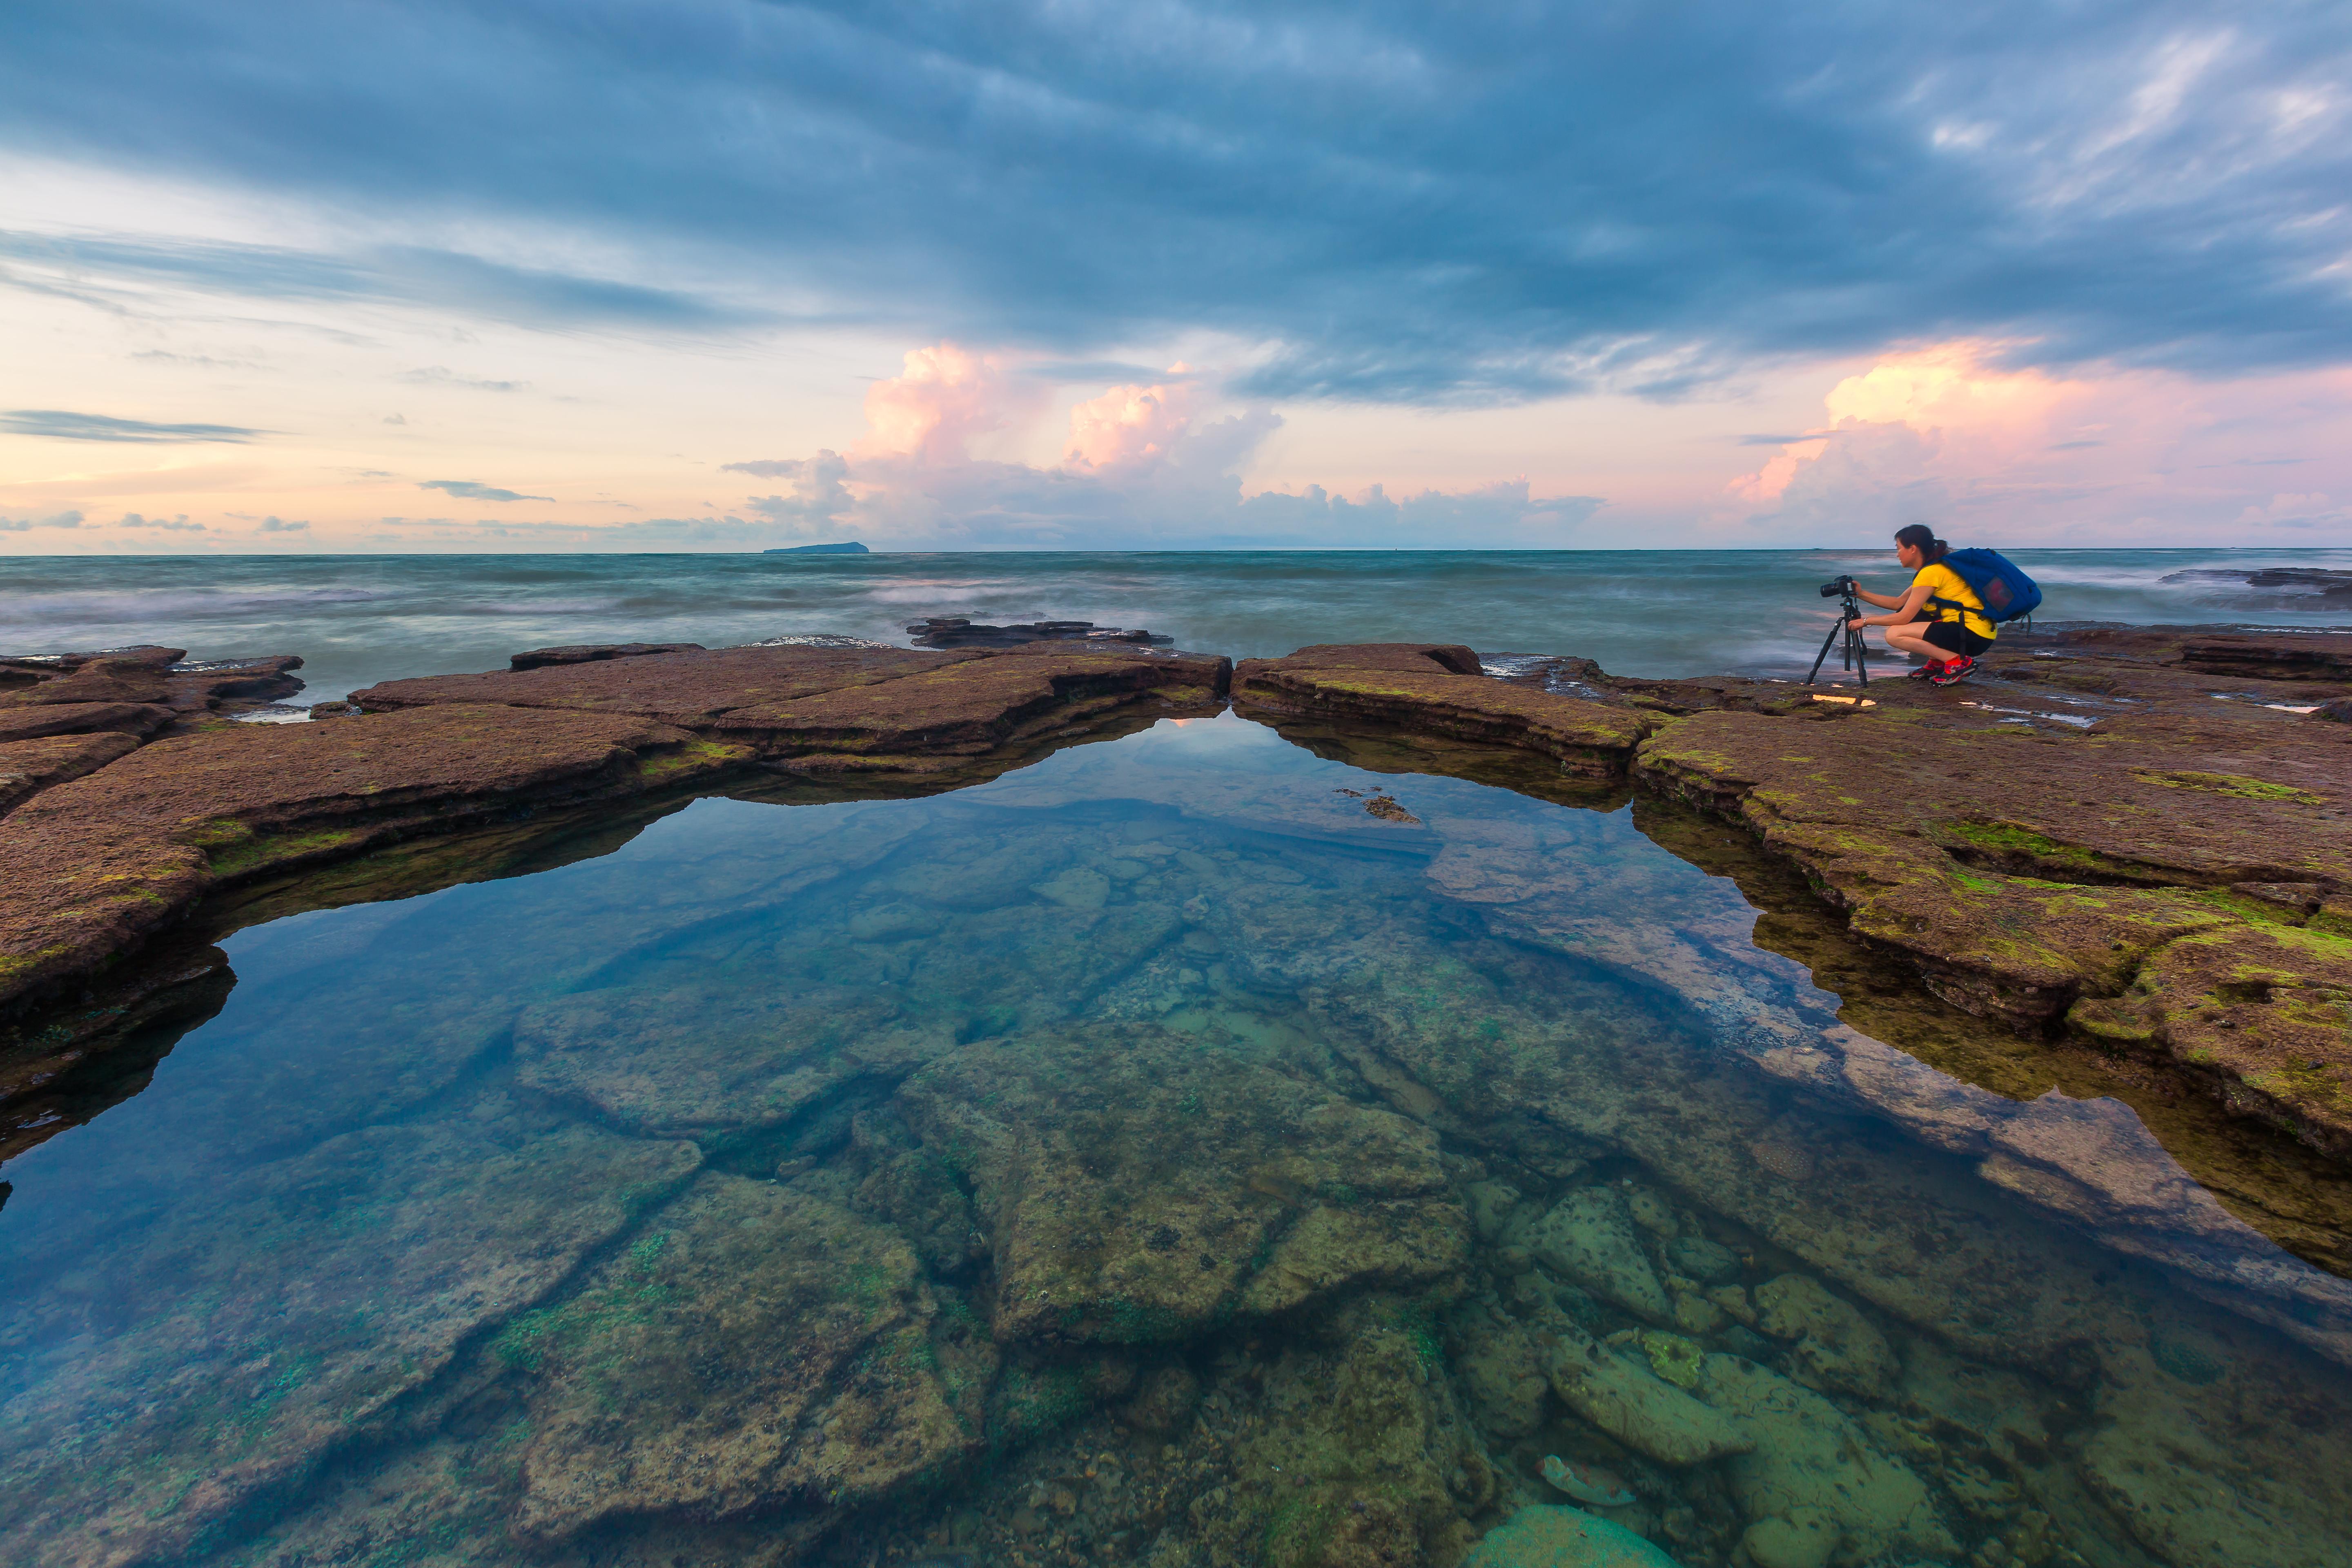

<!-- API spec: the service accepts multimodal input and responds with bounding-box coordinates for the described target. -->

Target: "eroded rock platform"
[1233,630,2352,1161]
[0,639,1229,1034]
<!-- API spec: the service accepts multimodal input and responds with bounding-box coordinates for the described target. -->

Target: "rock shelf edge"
[1232,632,2352,1165]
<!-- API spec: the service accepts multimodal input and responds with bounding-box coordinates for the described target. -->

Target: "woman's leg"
[1880,621,1944,664]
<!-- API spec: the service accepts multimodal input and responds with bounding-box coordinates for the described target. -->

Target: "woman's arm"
[1849,582,1933,628]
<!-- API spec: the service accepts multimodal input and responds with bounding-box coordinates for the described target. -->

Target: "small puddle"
[1,712,2347,1565]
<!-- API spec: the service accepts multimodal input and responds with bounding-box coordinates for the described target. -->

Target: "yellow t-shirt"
[1915,562,1996,640]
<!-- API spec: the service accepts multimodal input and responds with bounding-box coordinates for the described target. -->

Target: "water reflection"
[1,713,2347,1568]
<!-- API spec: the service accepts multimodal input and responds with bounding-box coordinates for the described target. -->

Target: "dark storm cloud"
[0,408,265,442]
[2,2,2346,401]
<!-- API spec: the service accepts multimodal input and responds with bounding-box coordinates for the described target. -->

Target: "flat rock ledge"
[0,640,1230,1022]
[1233,633,2352,1162]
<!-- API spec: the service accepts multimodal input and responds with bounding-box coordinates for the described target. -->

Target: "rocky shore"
[2,624,2345,1176]
[1233,628,2352,1163]
[0,639,1230,1140]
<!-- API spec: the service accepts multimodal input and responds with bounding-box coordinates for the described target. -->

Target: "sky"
[2,1,2349,552]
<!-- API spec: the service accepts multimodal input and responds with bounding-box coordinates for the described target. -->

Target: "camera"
[1818,575,1858,599]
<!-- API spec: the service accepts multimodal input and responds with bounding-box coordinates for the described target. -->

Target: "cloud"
[0,408,264,443]
[853,343,1035,463]
[117,512,204,530]
[0,228,760,334]
[1723,340,2352,543]
[3,4,2347,400]
[397,367,525,393]
[727,342,1596,546]
[419,479,552,502]
[740,451,853,534]
[1,508,84,531]
[256,515,309,532]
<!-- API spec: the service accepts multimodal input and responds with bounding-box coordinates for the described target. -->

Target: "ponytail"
[1893,523,1947,563]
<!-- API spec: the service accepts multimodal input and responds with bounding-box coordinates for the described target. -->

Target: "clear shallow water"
[3,548,2349,702]
[2,715,2349,1568]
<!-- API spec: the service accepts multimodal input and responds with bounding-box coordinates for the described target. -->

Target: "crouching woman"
[1847,523,1996,684]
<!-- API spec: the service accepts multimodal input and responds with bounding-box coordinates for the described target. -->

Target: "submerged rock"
[507,1173,984,1542]
[1544,1320,1751,1466]
[1190,1305,1494,1568]
[1739,1506,1840,1568]
[1460,1505,1680,1568]
[2076,1343,2352,1568]
[1752,1274,1900,1401]
[0,1116,701,1568]
[1517,1186,1672,1322]
[893,1028,1468,1345]
[1454,1302,1551,1437]
[1542,1453,1637,1507]
[1695,1353,1957,1563]
[514,984,938,1137]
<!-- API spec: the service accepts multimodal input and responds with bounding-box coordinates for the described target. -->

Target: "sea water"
[1,713,2346,1567]
[4,548,2350,702]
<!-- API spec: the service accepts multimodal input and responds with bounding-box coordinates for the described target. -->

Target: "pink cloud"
[1063,366,1196,470]
[853,342,1026,463]
[737,342,1596,546]
[1728,341,2352,544]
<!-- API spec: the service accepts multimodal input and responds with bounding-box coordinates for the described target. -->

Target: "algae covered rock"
[0,1116,701,1568]
[1752,1274,1900,1400]
[1467,1179,1525,1241]
[1518,1185,1672,1322]
[1460,1504,1681,1568]
[1739,1506,1840,1568]
[1453,1301,1552,1437]
[2076,1343,2352,1568]
[1695,1353,1956,1563]
[508,1172,985,1542]
[894,1028,1467,1344]
[1668,1232,1740,1284]
[1192,1305,1494,1568]
[1545,1320,1751,1466]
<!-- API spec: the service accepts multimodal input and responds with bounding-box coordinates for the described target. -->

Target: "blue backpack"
[1938,548,2042,623]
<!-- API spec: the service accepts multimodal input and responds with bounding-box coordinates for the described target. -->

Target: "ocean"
[5,547,2350,702]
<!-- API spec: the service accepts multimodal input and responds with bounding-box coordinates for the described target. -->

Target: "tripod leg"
[1806,618,1844,684]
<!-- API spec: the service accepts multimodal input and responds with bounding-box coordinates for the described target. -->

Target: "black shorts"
[1920,619,1994,657]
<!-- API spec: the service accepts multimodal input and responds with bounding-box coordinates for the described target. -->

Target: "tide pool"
[0,713,2347,1567]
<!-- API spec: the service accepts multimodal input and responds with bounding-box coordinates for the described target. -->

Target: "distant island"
[762,541,869,555]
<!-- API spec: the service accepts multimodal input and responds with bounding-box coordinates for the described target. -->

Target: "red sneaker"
[1929,655,1978,686]
[1906,659,1945,680]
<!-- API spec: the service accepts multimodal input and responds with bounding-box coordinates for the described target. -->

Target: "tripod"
[1806,589,1871,686]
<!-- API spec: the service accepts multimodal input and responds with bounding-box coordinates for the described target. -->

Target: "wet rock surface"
[1235,642,1651,778]
[906,616,1174,649]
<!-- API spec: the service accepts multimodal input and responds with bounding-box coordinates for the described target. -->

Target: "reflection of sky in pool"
[2,713,2347,1567]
